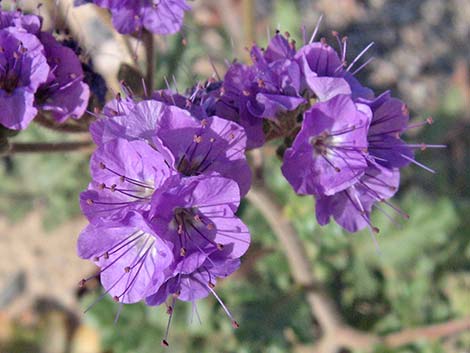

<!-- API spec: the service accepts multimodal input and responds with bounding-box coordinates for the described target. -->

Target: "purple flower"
[35,32,90,122]
[281,95,371,196]
[91,100,252,196]
[75,0,190,35]
[360,91,414,168]
[0,9,42,34]
[80,138,175,223]
[0,28,49,130]
[315,162,400,233]
[216,64,266,148]
[294,37,374,101]
[78,211,173,304]
[145,174,250,336]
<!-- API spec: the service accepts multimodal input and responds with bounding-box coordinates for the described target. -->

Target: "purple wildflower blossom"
[78,211,173,304]
[75,0,191,35]
[315,162,400,233]
[0,9,42,34]
[145,174,250,340]
[281,94,371,196]
[0,28,49,130]
[35,32,90,122]
[80,138,175,223]
[91,99,252,196]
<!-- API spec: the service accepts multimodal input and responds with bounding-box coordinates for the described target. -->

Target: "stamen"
[207,286,239,329]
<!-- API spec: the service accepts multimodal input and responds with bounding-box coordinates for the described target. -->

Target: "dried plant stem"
[143,30,155,91]
[247,181,470,353]
[8,141,94,154]
[34,114,90,133]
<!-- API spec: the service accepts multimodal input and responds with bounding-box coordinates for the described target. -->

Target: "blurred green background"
[0,0,469,353]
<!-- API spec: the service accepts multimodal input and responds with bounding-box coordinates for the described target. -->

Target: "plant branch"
[142,30,155,91]
[34,114,90,133]
[246,181,470,352]
[7,141,94,154]
[246,181,344,333]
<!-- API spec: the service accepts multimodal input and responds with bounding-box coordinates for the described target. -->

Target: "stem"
[242,0,255,46]
[34,114,90,133]
[8,141,94,154]
[246,181,344,332]
[247,181,470,352]
[143,30,155,91]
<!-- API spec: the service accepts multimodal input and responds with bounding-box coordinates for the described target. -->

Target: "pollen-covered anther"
[99,162,106,169]
[426,117,434,124]
[208,281,215,289]
[113,296,120,302]
[242,90,250,96]
[232,320,240,329]
[206,223,214,230]
[103,252,109,259]
[124,266,131,273]
[98,183,106,190]
[216,243,224,251]
[180,247,187,256]
[86,199,94,205]
[193,214,201,222]
[110,184,117,192]
[210,137,215,143]
[119,176,125,183]
[193,135,202,143]
[201,119,208,127]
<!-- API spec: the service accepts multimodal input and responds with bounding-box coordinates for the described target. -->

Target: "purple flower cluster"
[77,19,440,338]
[0,9,90,130]
[210,30,439,234]
[79,94,251,344]
[74,0,191,35]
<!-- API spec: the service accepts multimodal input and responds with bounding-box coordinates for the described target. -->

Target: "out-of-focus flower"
[74,0,191,35]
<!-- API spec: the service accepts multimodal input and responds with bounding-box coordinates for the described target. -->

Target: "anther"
[180,247,187,256]
[207,223,214,230]
[242,90,250,96]
[232,321,240,329]
[113,296,119,302]
[99,183,106,190]
[103,252,109,259]
[372,227,380,234]
[193,214,201,222]
[79,279,86,287]
[119,176,125,183]
[99,162,106,169]
[208,282,215,289]
[161,340,169,347]
[86,199,94,205]
[193,135,202,143]
[284,31,290,38]
[124,266,131,273]
[426,117,433,125]
[110,184,117,192]
[216,243,224,251]
[166,306,173,315]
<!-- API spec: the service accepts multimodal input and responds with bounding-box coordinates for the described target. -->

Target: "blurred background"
[0,0,469,352]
